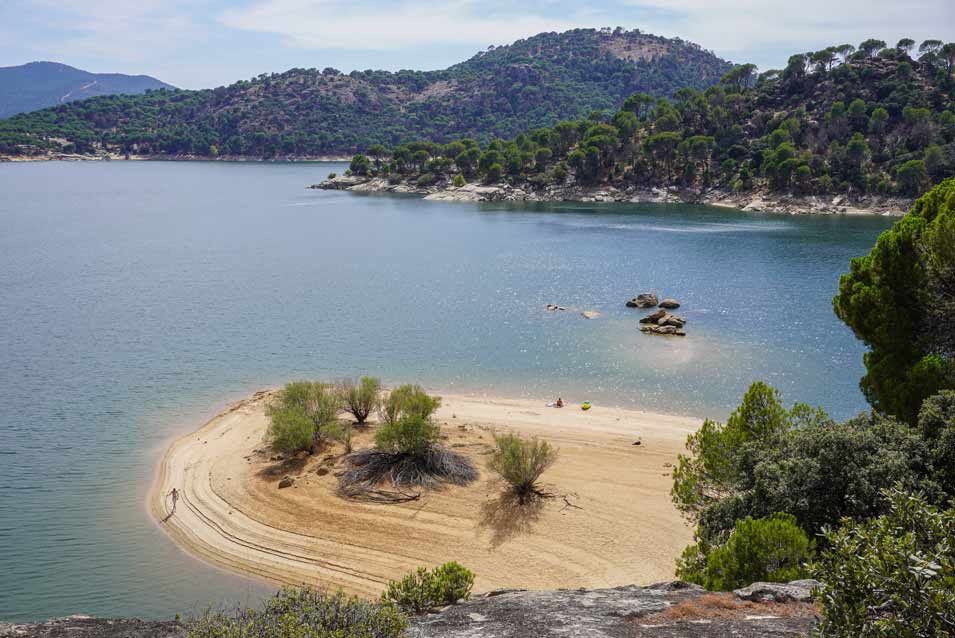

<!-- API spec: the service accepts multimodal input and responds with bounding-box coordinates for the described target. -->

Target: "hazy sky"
[3,0,954,89]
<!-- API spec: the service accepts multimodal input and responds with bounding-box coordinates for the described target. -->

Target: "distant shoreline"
[314,175,910,217]
[0,153,351,163]
[150,388,698,597]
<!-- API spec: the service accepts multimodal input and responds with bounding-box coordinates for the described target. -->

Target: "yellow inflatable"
[581,401,592,411]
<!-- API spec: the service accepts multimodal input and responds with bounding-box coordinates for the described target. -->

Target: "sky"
[2,0,954,89]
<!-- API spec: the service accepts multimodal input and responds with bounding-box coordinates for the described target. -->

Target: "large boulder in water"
[658,313,686,328]
[626,293,658,308]
[659,298,681,309]
[640,309,666,324]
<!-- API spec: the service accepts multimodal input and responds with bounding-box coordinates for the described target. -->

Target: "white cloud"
[219,0,582,50]
[21,0,201,65]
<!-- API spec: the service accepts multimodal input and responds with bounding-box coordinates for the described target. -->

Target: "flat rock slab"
[0,617,184,638]
[410,583,818,638]
[5,583,818,638]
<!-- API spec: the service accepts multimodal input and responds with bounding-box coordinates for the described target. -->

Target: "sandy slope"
[150,390,700,597]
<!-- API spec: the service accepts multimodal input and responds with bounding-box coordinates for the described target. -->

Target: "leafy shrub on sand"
[267,381,342,453]
[676,513,813,591]
[339,387,476,497]
[375,415,441,455]
[379,384,441,426]
[267,407,316,455]
[188,587,406,638]
[488,433,558,502]
[337,376,382,424]
[382,562,475,613]
[811,488,955,637]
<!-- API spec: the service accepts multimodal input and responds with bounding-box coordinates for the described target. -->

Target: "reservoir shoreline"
[150,388,700,597]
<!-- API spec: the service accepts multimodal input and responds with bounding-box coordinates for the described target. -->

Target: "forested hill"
[0,28,732,157]
[340,38,955,201]
[0,62,174,119]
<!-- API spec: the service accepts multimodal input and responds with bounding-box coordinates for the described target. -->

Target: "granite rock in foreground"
[2,581,820,638]
[0,617,184,638]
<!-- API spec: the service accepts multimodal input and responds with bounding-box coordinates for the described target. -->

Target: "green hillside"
[0,28,732,157]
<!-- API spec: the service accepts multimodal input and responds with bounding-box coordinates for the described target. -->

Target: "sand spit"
[150,390,700,597]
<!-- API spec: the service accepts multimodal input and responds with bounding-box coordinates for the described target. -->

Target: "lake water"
[0,161,893,621]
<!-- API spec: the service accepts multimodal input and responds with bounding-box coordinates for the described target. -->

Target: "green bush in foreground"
[677,512,813,591]
[833,178,955,425]
[382,562,475,613]
[188,587,407,638]
[488,432,558,502]
[812,488,955,637]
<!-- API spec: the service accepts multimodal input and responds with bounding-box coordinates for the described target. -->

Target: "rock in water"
[658,298,681,309]
[640,309,666,324]
[640,324,687,337]
[626,292,658,308]
[658,313,686,327]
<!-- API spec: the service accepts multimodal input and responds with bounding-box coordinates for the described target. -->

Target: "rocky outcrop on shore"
[1,580,820,638]
[312,175,909,216]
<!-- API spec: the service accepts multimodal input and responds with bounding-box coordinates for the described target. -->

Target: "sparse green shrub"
[453,174,466,187]
[338,376,382,424]
[677,513,813,590]
[812,488,955,637]
[267,381,342,453]
[189,586,407,638]
[416,172,437,187]
[375,415,440,456]
[266,406,315,454]
[382,562,475,613]
[380,384,441,426]
[339,386,475,494]
[488,433,558,502]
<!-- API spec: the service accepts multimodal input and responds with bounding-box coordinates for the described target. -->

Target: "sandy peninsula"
[150,390,700,597]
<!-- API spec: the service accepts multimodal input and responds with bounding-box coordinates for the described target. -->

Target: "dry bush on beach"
[339,444,478,494]
[488,432,558,503]
[338,386,476,500]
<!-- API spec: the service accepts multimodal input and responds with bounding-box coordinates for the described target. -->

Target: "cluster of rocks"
[639,309,686,336]
[3,580,820,638]
[627,293,686,336]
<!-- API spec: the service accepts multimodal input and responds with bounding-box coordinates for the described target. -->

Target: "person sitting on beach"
[556,397,564,408]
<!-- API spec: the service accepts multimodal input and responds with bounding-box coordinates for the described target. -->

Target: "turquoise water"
[0,161,892,621]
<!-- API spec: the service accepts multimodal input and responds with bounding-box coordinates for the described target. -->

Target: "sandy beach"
[150,390,700,598]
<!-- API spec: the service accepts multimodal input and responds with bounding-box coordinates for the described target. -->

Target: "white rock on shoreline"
[312,175,909,216]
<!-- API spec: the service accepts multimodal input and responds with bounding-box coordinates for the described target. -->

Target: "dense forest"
[0,28,731,157]
[346,38,955,199]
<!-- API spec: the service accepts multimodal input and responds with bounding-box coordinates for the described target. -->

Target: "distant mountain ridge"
[0,61,175,119]
[0,29,733,157]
